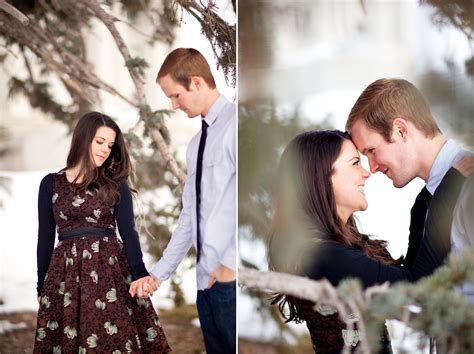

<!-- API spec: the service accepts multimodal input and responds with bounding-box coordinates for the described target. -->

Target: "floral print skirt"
[34,236,171,353]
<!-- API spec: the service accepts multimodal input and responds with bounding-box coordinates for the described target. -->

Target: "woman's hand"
[129,275,161,298]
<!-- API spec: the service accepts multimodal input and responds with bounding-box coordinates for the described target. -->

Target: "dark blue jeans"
[196,280,236,354]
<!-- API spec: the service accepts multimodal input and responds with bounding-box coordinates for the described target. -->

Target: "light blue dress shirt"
[151,95,236,290]
[426,139,472,195]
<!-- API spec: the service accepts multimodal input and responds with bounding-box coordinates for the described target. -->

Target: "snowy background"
[238,0,473,352]
[0,0,235,327]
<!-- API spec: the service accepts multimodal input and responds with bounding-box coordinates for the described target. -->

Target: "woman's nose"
[362,166,371,179]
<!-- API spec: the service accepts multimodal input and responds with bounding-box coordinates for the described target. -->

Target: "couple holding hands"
[34,48,235,353]
[33,45,473,353]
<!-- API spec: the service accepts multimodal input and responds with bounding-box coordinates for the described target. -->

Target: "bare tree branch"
[84,0,186,187]
[239,268,375,353]
[0,0,29,25]
[0,0,187,187]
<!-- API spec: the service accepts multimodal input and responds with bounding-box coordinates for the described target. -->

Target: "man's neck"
[417,134,447,181]
[201,89,221,117]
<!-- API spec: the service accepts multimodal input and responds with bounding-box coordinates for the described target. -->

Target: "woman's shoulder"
[302,240,354,271]
[39,172,55,186]
[39,170,67,189]
[116,178,134,198]
[116,178,130,190]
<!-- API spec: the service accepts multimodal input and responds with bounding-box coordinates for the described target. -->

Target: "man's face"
[349,119,415,188]
[158,74,203,118]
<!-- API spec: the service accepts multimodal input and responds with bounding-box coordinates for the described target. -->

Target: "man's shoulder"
[431,168,466,207]
[439,168,465,188]
[214,99,236,134]
[221,101,236,123]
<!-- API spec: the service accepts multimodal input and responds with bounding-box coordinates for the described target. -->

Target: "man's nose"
[171,100,179,109]
[368,157,379,173]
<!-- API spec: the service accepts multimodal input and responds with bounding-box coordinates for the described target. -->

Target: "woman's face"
[90,126,116,167]
[331,139,370,223]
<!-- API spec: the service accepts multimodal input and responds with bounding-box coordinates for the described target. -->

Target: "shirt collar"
[201,95,227,126]
[426,139,469,194]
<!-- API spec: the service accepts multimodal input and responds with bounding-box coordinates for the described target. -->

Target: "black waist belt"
[58,227,116,241]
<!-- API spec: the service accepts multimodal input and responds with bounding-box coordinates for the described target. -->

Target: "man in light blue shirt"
[346,78,471,279]
[130,48,236,353]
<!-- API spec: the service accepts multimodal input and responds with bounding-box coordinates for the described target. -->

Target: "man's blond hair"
[346,78,441,141]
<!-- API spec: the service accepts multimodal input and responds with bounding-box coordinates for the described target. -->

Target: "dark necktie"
[196,119,208,263]
[404,187,432,268]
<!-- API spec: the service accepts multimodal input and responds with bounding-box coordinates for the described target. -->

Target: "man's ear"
[392,118,408,140]
[191,76,203,90]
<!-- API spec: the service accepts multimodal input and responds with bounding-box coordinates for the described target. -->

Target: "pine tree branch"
[1,1,186,187]
[239,268,373,353]
[239,249,474,352]
[174,0,236,87]
[0,10,134,106]
[84,0,186,187]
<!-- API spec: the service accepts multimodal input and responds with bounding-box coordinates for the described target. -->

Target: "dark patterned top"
[293,169,466,353]
[36,172,148,295]
[293,297,391,353]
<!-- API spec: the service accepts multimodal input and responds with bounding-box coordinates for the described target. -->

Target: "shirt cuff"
[220,245,236,271]
[150,259,173,281]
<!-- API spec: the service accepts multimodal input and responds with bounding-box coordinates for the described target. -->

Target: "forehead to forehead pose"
[268,129,460,353]
[346,78,445,188]
[346,77,472,279]
[34,112,171,353]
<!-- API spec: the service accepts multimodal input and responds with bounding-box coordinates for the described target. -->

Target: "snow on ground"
[0,170,197,313]
[0,320,28,335]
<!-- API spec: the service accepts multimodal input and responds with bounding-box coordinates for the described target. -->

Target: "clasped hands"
[129,264,236,299]
[129,274,161,298]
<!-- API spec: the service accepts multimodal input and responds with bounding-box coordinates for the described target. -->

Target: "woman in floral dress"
[34,112,171,353]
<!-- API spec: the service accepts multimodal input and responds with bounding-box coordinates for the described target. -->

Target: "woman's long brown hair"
[268,130,400,323]
[64,112,132,205]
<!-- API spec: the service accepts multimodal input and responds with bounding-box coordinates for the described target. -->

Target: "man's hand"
[454,156,474,177]
[129,275,162,298]
[208,264,236,288]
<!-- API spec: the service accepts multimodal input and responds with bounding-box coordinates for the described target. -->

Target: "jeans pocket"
[215,280,236,287]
